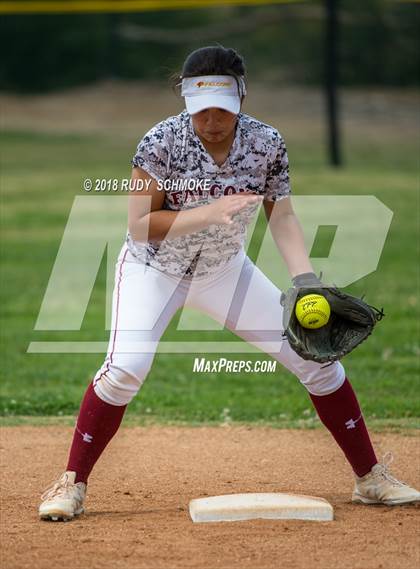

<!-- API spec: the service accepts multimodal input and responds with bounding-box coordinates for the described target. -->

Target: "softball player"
[39,46,419,521]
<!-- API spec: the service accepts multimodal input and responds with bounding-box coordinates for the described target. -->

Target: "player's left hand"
[280,277,385,365]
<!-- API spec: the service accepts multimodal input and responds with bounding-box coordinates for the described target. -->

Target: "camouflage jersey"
[127,109,291,278]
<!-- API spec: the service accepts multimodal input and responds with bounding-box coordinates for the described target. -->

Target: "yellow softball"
[295,294,331,329]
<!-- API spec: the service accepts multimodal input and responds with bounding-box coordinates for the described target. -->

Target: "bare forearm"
[130,205,211,242]
[269,213,314,278]
[130,194,262,242]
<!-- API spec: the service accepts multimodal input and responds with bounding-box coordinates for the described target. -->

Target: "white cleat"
[352,453,420,506]
[39,471,87,521]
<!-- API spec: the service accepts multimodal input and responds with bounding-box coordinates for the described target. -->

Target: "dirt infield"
[1,426,419,569]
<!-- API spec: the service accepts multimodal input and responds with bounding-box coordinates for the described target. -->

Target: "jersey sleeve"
[131,121,174,182]
[264,133,291,201]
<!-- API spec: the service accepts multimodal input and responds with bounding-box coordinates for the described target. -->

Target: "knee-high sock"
[309,378,377,477]
[67,382,127,484]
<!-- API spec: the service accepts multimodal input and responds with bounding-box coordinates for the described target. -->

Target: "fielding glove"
[280,275,384,365]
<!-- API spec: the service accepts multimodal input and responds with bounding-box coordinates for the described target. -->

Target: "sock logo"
[76,425,93,443]
[345,413,362,430]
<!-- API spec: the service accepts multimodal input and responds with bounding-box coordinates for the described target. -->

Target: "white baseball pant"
[93,244,345,405]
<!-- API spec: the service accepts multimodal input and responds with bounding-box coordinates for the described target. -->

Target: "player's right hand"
[205,194,263,225]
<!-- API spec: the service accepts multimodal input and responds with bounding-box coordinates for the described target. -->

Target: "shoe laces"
[374,452,405,487]
[41,473,77,501]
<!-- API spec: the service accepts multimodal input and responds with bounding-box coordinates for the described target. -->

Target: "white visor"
[181,75,246,115]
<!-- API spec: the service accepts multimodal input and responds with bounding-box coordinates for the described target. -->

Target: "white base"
[189,493,333,523]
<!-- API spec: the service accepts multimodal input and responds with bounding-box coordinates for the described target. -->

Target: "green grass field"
[1,114,419,426]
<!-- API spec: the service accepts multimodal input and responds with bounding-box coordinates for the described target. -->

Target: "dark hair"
[171,45,247,98]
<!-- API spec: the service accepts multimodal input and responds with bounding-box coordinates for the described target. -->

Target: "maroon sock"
[67,382,127,484]
[309,378,377,477]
